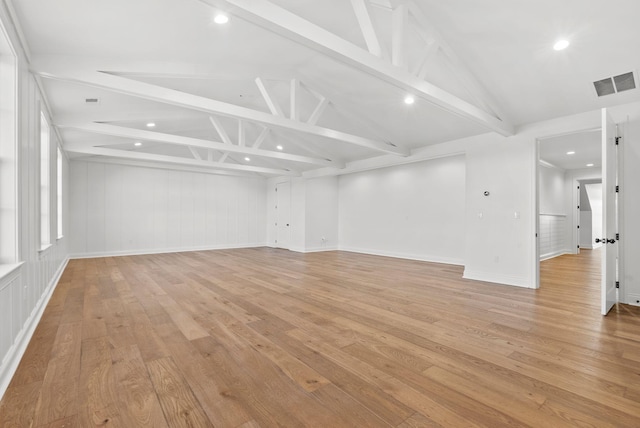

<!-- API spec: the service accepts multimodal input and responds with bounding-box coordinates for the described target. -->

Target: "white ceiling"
[8,0,640,177]
[539,130,602,171]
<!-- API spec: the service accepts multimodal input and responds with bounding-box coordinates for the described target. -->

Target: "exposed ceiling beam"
[196,0,513,136]
[31,58,407,156]
[64,143,299,176]
[350,0,385,58]
[56,122,343,168]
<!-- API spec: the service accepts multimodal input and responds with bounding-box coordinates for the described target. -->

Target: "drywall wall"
[339,154,465,264]
[70,161,266,256]
[305,177,339,251]
[539,163,568,259]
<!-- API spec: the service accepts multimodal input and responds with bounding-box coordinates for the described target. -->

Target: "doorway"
[537,129,603,293]
[275,181,291,249]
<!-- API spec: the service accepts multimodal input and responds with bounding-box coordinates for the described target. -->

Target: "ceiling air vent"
[593,72,636,97]
[85,98,99,103]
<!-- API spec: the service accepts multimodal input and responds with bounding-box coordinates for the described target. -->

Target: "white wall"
[305,177,339,251]
[339,155,465,264]
[0,6,69,399]
[70,161,266,257]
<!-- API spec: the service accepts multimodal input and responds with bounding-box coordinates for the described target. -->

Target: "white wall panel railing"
[539,214,567,260]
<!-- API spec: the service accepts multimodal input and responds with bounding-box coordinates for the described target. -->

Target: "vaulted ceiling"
[8,0,640,177]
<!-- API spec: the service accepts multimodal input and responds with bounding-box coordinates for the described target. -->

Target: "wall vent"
[593,72,636,97]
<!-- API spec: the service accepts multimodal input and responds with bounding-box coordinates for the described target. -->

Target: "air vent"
[593,72,636,97]
[85,98,99,103]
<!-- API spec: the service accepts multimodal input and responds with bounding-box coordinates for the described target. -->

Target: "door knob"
[595,238,603,243]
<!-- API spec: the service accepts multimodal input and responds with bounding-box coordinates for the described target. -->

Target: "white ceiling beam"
[188,146,203,160]
[413,40,440,79]
[290,78,299,121]
[56,122,342,168]
[307,97,329,126]
[238,119,245,146]
[195,0,513,136]
[391,3,408,70]
[64,143,298,176]
[219,152,229,163]
[255,77,284,117]
[77,156,256,178]
[207,149,214,162]
[252,126,270,149]
[32,59,407,155]
[407,2,506,122]
[208,116,233,145]
[350,0,385,58]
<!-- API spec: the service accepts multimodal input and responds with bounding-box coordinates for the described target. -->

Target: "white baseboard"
[289,245,339,253]
[0,257,69,401]
[463,268,533,288]
[70,242,268,259]
[338,246,464,266]
[540,250,571,261]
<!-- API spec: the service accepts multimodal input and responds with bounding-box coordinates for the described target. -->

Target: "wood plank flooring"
[1,247,640,427]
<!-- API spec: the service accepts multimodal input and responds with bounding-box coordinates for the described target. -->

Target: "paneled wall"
[69,161,267,257]
[0,5,69,398]
[339,155,466,265]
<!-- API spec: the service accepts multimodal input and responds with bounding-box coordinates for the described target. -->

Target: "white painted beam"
[208,116,233,145]
[32,60,407,155]
[188,146,203,160]
[219,152,229,163]
[64,144,298,176]
[350,0,385,58]
[307,97,329,126]
[391,3,408,69]
[195,0,513,136]
[255,77,284,116]
[252,127,270,149]
[290,78,299,121]
[238,119,245,146]
[56,122,343,168]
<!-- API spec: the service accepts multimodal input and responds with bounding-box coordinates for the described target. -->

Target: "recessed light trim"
[134,142,142,147]
[244,157,251,162]
[146,122,156,128]
[586,163,594,167]
[214,13,230,24]
[553,39,570,51]
[404,95,415,105]
[276,145,283,151]
[566,151,575,155]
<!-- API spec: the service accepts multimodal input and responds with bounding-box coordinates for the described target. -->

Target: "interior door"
[601,108,618,315]
[275,182,291,249]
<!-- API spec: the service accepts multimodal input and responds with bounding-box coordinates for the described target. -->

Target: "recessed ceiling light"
[276,145,283,151]
[134,142,142,147]
[586,163,594,167]
[404,95,415,105]
[214,13,229,24]
[146,122,156,128]
[244,157,251,162]
[566,151,575,155]
[553,39,570,51]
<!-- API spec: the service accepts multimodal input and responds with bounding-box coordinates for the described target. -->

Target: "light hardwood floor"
[1,247,640,427]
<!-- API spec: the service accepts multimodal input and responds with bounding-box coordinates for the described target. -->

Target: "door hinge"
[616,281,620,289]
[577,245,580,249]
[615,136,621,145]
[616,233,620,240]
[616,185,619,193]
[577,225,580,229]
[577,205,580,209]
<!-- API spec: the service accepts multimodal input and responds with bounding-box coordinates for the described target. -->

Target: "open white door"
[601,108,618,315]
[275,182,291,249]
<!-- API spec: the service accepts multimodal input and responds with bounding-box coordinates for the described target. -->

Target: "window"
[57,146,63,238]
[40,111,51,248]
[0,30,18,265]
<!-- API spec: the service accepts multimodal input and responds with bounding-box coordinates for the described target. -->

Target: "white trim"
[540,250,571,262]
[0,257,68,401]
[339,246,464,266]
[463,268,533,288]
[0,262,23,284]
[69,243,268,259]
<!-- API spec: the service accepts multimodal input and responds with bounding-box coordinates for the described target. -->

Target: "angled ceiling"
[8,0,640,177]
